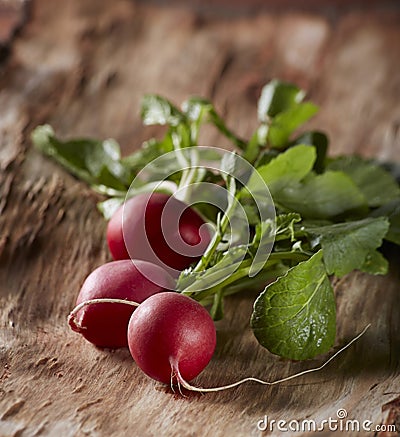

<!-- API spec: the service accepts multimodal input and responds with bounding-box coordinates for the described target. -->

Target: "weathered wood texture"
[1,1,400,436]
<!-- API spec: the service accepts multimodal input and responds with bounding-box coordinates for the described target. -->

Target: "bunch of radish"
[68,192,218,388]
[59,79,377,393]
[68,191,367,394]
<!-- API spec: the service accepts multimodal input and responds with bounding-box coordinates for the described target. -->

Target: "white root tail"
[176,324,371,393]
[68,298,140,330]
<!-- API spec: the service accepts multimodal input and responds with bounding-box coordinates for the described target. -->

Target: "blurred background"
[0,0,399,161]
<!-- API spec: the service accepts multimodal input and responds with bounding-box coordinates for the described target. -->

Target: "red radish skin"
[69,260,175,348]
[107,193,211,274]
[127,292,216,385]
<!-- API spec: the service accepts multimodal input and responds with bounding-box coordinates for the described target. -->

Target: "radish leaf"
[251,251,336,360]
[275,171,368,219]
[141,95,185,127]
[304,217,390,277]
[361,250,389,275]
[258,80,306,120]
[371,198,400,245]
[247,145,316,195]
[268,102,318,148]
[327,156,400,207]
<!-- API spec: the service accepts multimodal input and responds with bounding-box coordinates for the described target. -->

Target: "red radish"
[127,298,368,392]
[127,292,216,385]
[106,192,211,274]
[69,284,369,393]
[127,293,370,393]
[68,260,175,348]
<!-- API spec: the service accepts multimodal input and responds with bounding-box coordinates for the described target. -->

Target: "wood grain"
[1,1,400,436]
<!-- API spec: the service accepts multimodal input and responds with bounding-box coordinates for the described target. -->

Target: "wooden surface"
[1,1,400,436]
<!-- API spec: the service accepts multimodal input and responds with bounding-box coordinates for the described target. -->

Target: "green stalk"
[192,190,241,274]
[198,264,289,307]
[187,250,310,302]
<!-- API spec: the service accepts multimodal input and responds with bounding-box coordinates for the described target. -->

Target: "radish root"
[176,324,371,393]
[68,298,140,330]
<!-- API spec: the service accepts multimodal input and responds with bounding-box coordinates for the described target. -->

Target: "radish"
[127,292,369,392]
[68,260,175,348]
[127,292,216,385]
[69,284,369,392]
[106,192,211,274]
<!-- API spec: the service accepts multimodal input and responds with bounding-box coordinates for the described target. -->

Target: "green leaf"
[327,156,400,207]
[141,95,185,127]
[370,198,400,245]
[121,133,184,183]
[122,135,174,173]
[304,217,389,277]
[248,219,275,260]
[251,219,274,247]
[32,125,131,192]
[247,145,316,195]
[275,170,368,219]
[258,80,305,120]
[268,102,319,148]
[253,148,280,168]
[251,251,336,360]
[379,160,400,183]
[97,197,124,220]
[243,124,269,162]
[220,152,240,180]
[182,97,246,149]
[182,97,211,144]
[275,213,302,241]
[291,131,328,173]
[241,201,261,226]
[220,152,251,188]
[256,80,318,149]
[360,250,389,275]
[182,97,212,123]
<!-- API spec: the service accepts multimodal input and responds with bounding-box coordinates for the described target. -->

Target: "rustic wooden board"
[1,1,400,436]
